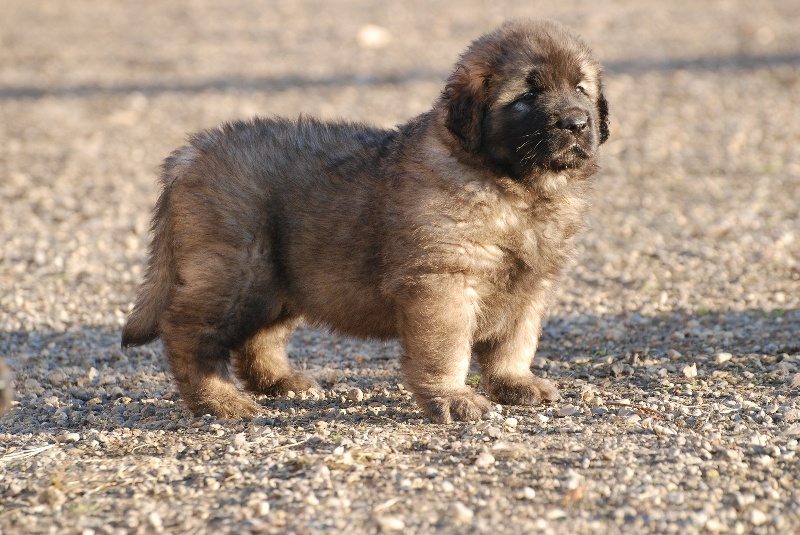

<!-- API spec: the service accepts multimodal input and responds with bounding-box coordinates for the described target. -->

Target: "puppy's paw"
[417,389,493,423]
[484,373,560,406]
[256,372,321,397]
[188,388,260,419]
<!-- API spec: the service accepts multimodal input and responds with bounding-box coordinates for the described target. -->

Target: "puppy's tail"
[121,149,189,348]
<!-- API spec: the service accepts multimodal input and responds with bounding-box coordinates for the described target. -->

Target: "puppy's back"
[122,117,398,347]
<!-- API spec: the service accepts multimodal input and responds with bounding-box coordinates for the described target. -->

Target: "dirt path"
[1,1,799,533]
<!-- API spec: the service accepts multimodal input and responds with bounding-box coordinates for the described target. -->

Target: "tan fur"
[122,19,609,423]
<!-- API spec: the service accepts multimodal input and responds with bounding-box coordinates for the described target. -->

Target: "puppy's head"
[442,19,609,180]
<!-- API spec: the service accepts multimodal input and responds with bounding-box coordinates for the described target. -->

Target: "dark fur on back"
[123,19,609,422]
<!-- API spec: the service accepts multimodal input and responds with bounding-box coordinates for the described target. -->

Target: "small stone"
[749,509,768,526]
[441,481,455,493]
[781,424,800,437]
[24,378,43,393]
[504,417,518,428]
[545,509,567,520]
[723,449,742,461]
[517,486,536,500]
[485,425,502,439]
[473,451,495,468]
[716,352,733,364]
[346,388,364,402]
[789,373,800,389]
[611,362,628,376]
[47,369,69,387]
[617,407,635,418]
[667,349,682,359]
[232,433,247,448]
[147,512,163,532]
[449,502,474,524]
[255,501,270,516]
[705,518,725,533]
[734,493,756,511]
[624,414,641,425]
[593,406,608,417]
[557,404,577,417]
[376,515,405,532]
[57,431,81,443]
[535,414,549,424]
[653,424,677,436]
[683,363,698,379]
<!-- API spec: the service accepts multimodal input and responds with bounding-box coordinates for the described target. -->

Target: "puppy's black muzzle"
[556,109,590,135]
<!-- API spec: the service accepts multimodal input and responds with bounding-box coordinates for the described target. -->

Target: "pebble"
[376,516,405,532]
[473,451,495,468]
[683,363,698,379]
[789,374,800,388]
[449,502,475,524]
[624,414,641,425]
[346,388,364,402]
[535,414,550,424]
[485,425,502,439]
[716,352,733,364]
[734,493,756,510]
[254,501,270,516]
[545,509,567,520]
[750,509,768,526]
[47,369,69,387]
[504,417,518,428]
[517,487,536,500]
[147,512,163,532]
[57,431,81,443]
[557,404,578,417]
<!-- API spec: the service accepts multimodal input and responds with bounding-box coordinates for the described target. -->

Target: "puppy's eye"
[575,84,588,95]
[521,90,537,100]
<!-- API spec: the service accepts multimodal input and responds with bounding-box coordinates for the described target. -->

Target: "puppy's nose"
[557,111,589,133]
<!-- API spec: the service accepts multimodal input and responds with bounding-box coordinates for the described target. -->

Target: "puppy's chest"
[455,200,582,280]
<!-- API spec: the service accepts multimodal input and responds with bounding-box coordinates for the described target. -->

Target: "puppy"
[122,19,609,423]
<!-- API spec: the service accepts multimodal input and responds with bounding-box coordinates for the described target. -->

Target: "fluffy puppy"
[122,19,609,423]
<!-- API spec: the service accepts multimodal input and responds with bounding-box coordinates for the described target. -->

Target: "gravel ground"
[1,1,799,533]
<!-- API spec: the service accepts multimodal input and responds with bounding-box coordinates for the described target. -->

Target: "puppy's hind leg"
[160,300,260,419]
[233,315,320,397]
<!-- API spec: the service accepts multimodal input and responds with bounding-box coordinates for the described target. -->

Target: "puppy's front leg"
[475,295,560,406]
[395,277,493,423]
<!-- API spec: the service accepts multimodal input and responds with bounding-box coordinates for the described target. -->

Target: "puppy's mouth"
[550,141,593,169]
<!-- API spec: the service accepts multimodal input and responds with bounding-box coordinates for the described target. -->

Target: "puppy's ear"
[597,91,610,144]
[443,64,490,153]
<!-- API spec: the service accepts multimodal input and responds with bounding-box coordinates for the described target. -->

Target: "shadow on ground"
[2,52,799,100]
[0,308,797,436]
